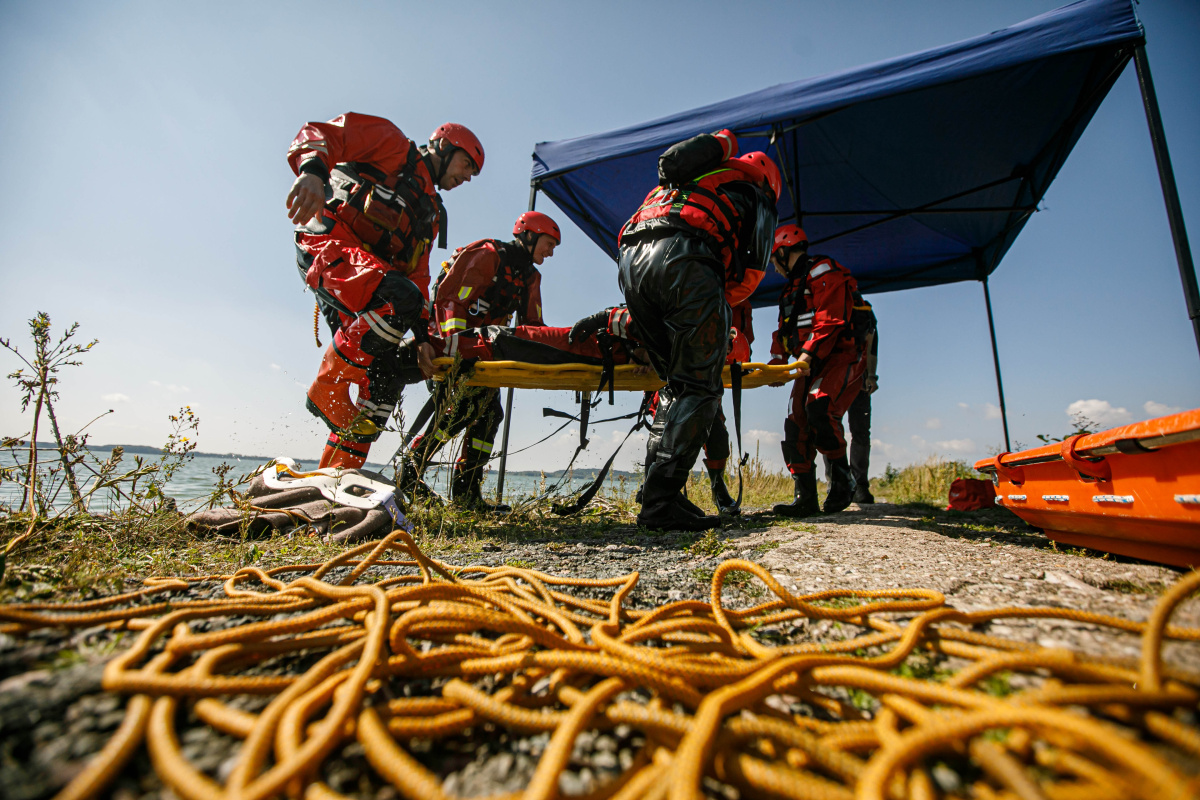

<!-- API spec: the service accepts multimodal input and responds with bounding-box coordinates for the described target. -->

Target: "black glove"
[569,308,609,344]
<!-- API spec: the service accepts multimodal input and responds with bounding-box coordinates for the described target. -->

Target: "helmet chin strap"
[431,141,455,185]
[789,246,811,278]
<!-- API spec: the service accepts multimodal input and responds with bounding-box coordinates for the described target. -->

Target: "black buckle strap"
[730,362,745,514]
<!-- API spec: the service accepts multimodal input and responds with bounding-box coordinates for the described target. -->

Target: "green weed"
[687,530,728,558]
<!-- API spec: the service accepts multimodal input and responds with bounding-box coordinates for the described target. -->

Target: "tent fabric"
[531,0,1143,306]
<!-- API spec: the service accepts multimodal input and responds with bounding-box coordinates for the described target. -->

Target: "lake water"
[0,449,635,513]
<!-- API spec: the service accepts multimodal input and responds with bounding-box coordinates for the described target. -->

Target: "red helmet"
[514,211,561,244]
[735,152,782,201]
[773,224,808,254]
[430,123,485,172]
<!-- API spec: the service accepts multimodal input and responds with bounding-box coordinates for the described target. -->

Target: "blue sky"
[1,0,1197,476]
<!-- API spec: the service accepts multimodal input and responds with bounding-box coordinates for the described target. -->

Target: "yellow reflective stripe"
[440,318,466,333]
[458,287,472,300]
[470,439,493,453]
[692,167,731,182]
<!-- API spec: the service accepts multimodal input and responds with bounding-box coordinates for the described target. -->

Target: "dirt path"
[1,501,1196,799]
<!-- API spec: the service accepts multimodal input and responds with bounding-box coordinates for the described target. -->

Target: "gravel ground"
[1,500,1197,799]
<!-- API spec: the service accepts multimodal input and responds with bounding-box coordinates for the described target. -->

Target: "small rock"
[592,750,618,770]
[1042,570,1095,593]
[559,770,586,796]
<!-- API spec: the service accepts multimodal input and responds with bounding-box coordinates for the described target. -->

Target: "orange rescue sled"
[975,408,1200,568]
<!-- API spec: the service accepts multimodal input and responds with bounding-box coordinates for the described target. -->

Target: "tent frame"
[492,42,1198,499]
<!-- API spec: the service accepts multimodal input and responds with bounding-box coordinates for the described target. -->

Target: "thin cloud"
[983,403,1002,420]
[1067,399,1130,428]
[925,417,942,429]
[935,438,976,453]
[1144,400,1182,417]
[102,393,130,402]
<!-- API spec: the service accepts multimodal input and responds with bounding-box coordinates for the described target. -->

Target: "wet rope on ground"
[2,528,1198,800]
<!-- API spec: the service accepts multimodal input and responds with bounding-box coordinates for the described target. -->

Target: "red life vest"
[325,146,444,275]
[430,239,536,327]
[619,161,761,276]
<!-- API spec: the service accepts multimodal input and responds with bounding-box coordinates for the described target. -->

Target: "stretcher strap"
[552,393,653,516]
[596,332,617,405]
[731,363,744,514]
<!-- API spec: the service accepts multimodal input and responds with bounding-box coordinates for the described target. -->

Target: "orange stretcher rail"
[975,408,1200,568]
[430,358,809,392]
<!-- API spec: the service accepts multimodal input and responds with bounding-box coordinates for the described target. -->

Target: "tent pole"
[982,277,1011,452]
[1133,44,1200,361]
[495,184,540,502]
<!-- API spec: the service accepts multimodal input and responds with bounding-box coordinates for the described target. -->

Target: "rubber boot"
[675,491,706,518]
[450,456,510,514]
[773,472,820,518]
[396,454,444,506]
[823,455,857,514]
[307,346,367,431]
[852,483,875,504]
[708,468,738,516]
[319,437,368,470]
[637,503,719,532]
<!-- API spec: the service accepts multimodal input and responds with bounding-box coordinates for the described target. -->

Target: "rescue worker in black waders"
[286,113,483,470]
[401,212,560,511]
[768,225,868,517]
[616,129,780,531]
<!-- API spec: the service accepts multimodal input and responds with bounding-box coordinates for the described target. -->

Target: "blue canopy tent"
[494,0,1199,498]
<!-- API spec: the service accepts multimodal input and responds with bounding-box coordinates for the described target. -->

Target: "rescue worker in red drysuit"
[822,299,878,503]
[285,113,483,470]
[703,299,754,513]
[401,212,560,510]
[613,129,779,531]
[768,224,867,517]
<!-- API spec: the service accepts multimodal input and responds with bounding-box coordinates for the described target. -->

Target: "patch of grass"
[891,653,952,683]
[846,687,879,713]
[811,595,867,610]
[1102,579,1165,595]
[504,558,535,570]
[751,540,780,556]
[690,566,714,585]
[687,530,728,558]
[1049,540,1110,559]
[874,457,983,506]
[979,671,1014,698]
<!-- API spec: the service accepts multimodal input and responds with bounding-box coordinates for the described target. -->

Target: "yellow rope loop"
[14,529,1200,800]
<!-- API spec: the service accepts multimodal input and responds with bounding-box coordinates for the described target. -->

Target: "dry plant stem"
[5,531,1197,800]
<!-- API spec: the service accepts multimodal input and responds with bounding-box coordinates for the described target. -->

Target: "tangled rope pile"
[2,528,1199,800]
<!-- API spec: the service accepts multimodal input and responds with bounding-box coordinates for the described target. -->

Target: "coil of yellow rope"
[1,529,1196,800]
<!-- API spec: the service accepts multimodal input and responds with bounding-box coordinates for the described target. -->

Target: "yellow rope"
[5,529,1194,800]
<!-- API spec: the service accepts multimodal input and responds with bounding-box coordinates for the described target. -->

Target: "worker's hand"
[568,309,608,344]
[865,374,879,394]
[416,342,436,378]
[286,173,326,225]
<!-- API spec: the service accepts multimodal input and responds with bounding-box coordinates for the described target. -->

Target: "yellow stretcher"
[430,358,808,391]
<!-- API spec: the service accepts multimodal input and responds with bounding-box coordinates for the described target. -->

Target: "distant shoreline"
[13,443,642,480]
